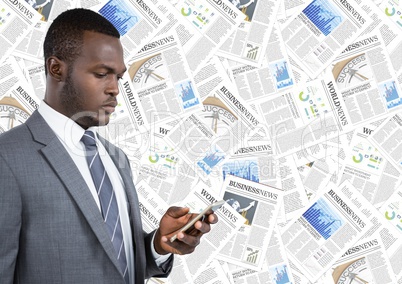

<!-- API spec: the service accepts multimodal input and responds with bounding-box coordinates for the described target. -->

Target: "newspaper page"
[221,145,277,187]
[135,180,169,234]
[253,73,353,158]
[194,55,228,100]
[219,148,305,222]
[280,0,307,21]
[31,0,78,22]
[0,0,42,64]
[297,151,341,200]
[13,20,47,63]
[288,127,351,197]
[117,31,200,133]
[135,134,201,206]
[192,259,231,284]
[217,0,281,67]
[280,0,373,79]
[337,180,402,280]
[380,185,402,234]
[368,110,402,173]
[167,0,243,74]
[135,181,194,284]
[339,125,402,208]
[379,186,402,280]
[25,62,45,100]
[166,257,231,284]
[148,0,229,83]
[331,234,396,284]
[126,32,202,126]
[277,155,310,222]
[93,0,167,62]
[280,183,372,282]
[318,174,402,282]
[0,70,40,134]
[13,0,80,62]
[0,55,25,96]
[136,181,233,284]
[378,0,402,72]
[230,22,296,105]
[230,226,296,284]
[149,0,198,45]
[164,111,230,180]
[329,32,402,125]
[216,175,283,270]
[172,181,245,280]
[194,81,264,154]
[164,80,263,179]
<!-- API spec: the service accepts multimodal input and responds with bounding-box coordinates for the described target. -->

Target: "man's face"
[59,31,126,129]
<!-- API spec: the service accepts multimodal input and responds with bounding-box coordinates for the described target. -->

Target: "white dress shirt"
[38,101,169,283]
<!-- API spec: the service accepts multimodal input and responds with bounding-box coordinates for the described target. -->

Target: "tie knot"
[81,130,97,147]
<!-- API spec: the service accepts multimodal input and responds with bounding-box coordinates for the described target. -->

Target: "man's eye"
[95,73,107,78]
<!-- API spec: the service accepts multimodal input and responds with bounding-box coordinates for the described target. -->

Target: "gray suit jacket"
[0,111,173,284]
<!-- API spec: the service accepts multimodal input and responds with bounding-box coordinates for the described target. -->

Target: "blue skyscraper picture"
[222,160,259,182]
[384,81,399,102]
[302,0,343,36]
[99,0,139,36]
[203,151,224,168]
[302,198,343,239]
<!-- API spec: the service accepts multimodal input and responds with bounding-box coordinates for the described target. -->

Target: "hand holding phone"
[169,200,225,242]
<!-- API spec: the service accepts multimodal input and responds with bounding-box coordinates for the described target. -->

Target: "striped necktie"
[81,130,129,284]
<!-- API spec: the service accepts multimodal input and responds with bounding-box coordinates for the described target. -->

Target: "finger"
[205,213,218,224]
[193,220,211,234]
[177,232,201,248]
[166,206,190,218]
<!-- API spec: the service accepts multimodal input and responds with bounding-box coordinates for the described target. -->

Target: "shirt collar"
[38,101,98,148]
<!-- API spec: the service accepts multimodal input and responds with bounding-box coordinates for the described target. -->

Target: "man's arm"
[143,231,174,279]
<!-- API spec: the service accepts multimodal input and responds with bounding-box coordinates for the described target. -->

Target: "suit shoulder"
[0,123,31,146]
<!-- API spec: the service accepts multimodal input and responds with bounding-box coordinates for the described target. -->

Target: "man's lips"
[102,101,117,113]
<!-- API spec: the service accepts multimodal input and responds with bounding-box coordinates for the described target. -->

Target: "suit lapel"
[26,111,124,276]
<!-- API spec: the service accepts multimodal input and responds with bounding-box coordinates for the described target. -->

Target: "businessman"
[0,8,217,284]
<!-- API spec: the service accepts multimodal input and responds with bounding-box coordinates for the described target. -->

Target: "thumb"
[165,206,190,218]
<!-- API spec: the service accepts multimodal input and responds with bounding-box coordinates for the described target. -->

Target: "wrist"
[154,229,169,255]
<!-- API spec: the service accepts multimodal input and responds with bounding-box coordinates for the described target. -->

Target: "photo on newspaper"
[229,225,296,284]
[280,0,372,78]
[339,130,402,208]
[216,175,283,270]
[329,32,402,126]
[0,0,42,64]
[380,185,402,235]
[194,81,265,155]
[254,73,352,158]
[124,32,202,127]
[217,0,281,67]
[94,0,166,61]
[0,65,40,134]
[336,180,402,281]
[331,234,396,284]
[230,22,296,105]
[280,183,372,282]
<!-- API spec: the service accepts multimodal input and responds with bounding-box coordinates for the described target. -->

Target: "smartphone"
[169,200,225,242]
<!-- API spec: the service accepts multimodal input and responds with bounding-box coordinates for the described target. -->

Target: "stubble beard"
[60,70,104,129]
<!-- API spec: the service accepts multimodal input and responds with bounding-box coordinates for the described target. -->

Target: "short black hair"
[43,8,120,74]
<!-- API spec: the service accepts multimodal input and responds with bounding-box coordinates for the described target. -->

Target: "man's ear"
[46,56,67,82]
